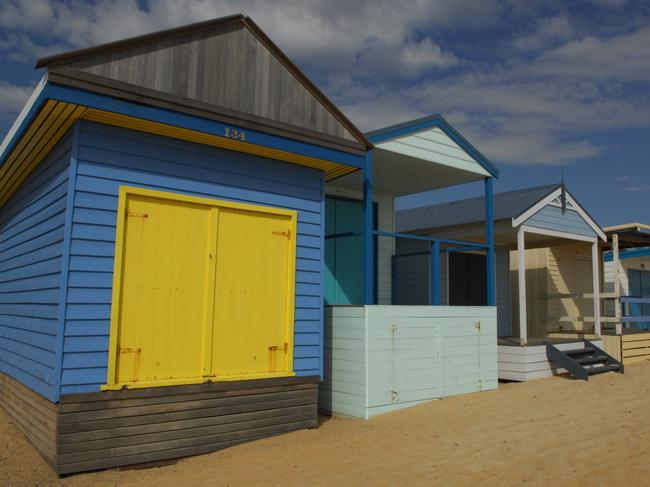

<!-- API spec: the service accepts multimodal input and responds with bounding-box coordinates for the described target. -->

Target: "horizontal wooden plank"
[54,375,318,474]
[0,372,58,468]
[59,388,316,424]
[59,411,316,455]
[58,418,316,465]
[57,418,316,474]
[60,375,318,403]
[59,394,316,435]
[59,381,317,413]
[58,403,315,444]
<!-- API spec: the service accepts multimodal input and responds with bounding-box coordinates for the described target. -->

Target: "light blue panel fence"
[320,306,367,418]
[321,305,497,419]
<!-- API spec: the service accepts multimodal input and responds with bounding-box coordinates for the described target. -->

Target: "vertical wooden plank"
[593,241,601,337]
[518,227,528,345]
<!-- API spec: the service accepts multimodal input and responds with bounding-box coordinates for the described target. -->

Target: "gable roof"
[36,14,369,154]
[366,114,499,178]
[397,184,558,232]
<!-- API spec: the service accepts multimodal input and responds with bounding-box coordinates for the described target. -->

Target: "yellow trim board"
[0,101,356,209]
[104,186,298,390]
[101,371,296,391]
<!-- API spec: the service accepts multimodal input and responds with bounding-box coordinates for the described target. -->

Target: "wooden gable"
[38,16,366,152]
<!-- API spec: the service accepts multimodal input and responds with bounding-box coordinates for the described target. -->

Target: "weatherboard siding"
[524,206,596,238]
[0,133,72,401]
[60,120,324,394]
[322,305,497,419]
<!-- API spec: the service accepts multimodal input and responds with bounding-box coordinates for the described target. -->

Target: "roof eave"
[366,114,499,178]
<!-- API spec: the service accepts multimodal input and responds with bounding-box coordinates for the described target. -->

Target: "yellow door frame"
[103,185,297,390]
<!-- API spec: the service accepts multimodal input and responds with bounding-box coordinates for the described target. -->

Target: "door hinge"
[118,347,142,353]
[475,320,481,332]
[268,343,289,353]
[272,229,291,239]
[126,211,149,219]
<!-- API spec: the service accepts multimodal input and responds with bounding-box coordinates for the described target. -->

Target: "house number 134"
[224,127,246,141]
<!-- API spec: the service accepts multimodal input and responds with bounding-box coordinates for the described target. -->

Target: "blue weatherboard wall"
[0,132,72,402]
[524,206,596,237]
[59,120,325,395]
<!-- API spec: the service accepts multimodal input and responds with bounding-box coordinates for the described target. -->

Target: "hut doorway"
[448,253,487,306]
[106,187,297,389]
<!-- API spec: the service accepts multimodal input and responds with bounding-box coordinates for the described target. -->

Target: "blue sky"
[0,0,648,226]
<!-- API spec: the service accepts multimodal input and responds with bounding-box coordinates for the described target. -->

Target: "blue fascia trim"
[363,150,374,305]
[604,247,650,262]
[47,83,366,170]
[366,114,499,178]
[0,84,51,168]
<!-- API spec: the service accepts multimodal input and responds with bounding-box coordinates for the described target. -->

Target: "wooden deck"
[498,338,603,381]
[600,329,650,364]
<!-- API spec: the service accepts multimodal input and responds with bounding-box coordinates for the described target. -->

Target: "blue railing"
[620,296,650,327]
[326,230,492,306]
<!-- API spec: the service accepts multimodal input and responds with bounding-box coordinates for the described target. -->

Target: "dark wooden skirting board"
[0,373,58,469]
[0,372,319,475]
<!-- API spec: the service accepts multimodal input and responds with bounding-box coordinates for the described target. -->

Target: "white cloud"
[528,26,650,80]
[513,16,574,52]
[626,184,650,192]
[0,0,648,169]
[0,0,493,73]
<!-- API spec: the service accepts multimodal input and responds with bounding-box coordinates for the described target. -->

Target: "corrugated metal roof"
[396,184,560,232]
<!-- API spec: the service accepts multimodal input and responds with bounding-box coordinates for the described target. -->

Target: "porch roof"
[396,184,606,249]
[328,115,498,197]
[603,223,650,250]
[397,184,558,232]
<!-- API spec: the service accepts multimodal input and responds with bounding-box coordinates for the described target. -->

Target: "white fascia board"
[519,225,597,243]
[565,193,607,242]
[0,75,48,160]
[512,187,562,227]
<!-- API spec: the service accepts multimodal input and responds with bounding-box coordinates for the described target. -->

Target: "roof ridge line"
[397,183,560,214]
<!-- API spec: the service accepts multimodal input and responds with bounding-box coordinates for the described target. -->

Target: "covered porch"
[600,223,650,363]
[394,184,608,381]
[320,115,500,418]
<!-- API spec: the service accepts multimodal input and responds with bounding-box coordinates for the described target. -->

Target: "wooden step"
[564,348,596,356]
[586,365,622,375]
[576,355,608,365]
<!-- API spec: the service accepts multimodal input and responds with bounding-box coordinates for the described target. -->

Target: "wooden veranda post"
[430,240,441,305]
[485,177,496,306]
[612,233,622,335]
[517,227,527,345]
[592,241,601,337]
[363,150,374,305]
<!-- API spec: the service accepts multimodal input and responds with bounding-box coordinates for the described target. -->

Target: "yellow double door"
[105,187,297,389]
